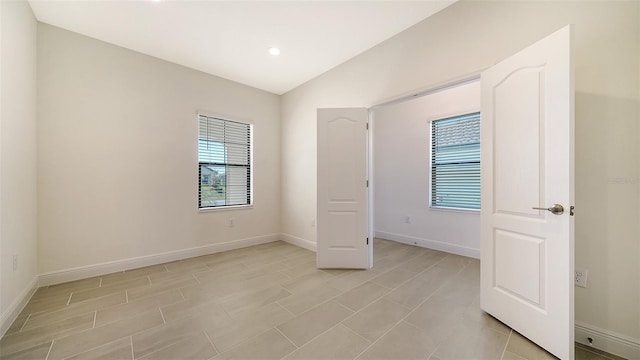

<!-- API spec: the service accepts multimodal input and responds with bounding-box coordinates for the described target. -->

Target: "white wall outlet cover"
[575,268,588,288]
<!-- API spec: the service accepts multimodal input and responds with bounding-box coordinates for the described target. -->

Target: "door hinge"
[366,237,369,245]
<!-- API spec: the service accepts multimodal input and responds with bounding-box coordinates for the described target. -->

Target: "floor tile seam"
[273,326,299,352]
[177,287,187,300]
[2,315,98,350]
[407,255,449,278]
[274,301,298,317]
[130,335,135,360]
[17,313,32,333]
[379,290,417,311]
[26,292,129,327]
[158,307,166,325]
[499,329,514,360]
[51,307,165,354]
[92,311,97,328]
[56,335,132,360]
[400,319,442,358]
[70,283,153,304]
[369,265,431,295]
[340,321,374,346]
[131,330,197,360]
[203,329,221,355]
[340,308,407,345]
[209,326,280,358]
[278,322,352,356]
[337,287,402,324]
[350,313,406,360]
[43,339,54,360]
[121,312,192,359]
[287,274,384,317]
[385,270,463,333]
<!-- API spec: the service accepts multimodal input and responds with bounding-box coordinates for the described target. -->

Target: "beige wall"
[281,0,640,346]
[374,81,481,257]
[0,0,38,328]
[37,24,281,274]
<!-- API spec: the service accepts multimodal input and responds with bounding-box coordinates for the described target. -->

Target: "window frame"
[428,110,481,212]
[197,112,254,212]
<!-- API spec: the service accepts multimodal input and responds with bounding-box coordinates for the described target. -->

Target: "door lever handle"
[532,204,564,215]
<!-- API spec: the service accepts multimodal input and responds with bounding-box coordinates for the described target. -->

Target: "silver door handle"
[532,204,564,215]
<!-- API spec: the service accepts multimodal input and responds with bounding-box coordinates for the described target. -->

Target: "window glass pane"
[199,164,226,207]
[198,115,251,208]
[431,112,480,210]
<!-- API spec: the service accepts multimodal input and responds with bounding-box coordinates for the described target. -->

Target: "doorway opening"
[369,79,481,262]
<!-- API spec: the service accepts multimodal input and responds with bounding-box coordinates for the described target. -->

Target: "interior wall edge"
[375,231,480,259]
[0,276,38,340]
[575,321,640,359]
[280,233,317,252]
[38,233,281,287]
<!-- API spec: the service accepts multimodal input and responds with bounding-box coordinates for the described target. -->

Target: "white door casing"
[317,108,370,269]
[480,25,575,360]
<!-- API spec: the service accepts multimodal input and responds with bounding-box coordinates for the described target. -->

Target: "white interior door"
[317,108,370,269]
[480,25,575,359]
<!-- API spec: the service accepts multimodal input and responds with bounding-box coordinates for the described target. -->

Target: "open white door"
[480,25,575,359]
[317,108,370,269]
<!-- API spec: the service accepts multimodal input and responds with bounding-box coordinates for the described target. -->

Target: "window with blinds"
[430,112,480,210]
[198,115,252,209]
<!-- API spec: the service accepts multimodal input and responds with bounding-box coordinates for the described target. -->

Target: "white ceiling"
[28,0,456,95]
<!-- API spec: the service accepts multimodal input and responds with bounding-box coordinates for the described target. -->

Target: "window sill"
[199,204,253,213]
[429,206,480,215]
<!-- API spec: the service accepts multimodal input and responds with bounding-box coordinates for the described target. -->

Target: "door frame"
[366,70,485,255]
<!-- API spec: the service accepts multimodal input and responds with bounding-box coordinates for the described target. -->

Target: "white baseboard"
[281,233,317,252]
[0,276,39,339]
[575,321,640,359]
[39,234,281,286]
[375,231,480,259]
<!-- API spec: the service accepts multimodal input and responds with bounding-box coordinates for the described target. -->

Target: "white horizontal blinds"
[431,112,481,210]
[198,115,251,208]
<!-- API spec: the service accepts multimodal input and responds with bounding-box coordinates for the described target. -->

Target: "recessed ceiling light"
[269,47,280,56]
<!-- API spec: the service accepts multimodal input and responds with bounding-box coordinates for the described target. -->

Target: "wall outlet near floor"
[575,268,588,287]
[13,254,18,271]
[228,218,235,227]
[404,216,411,224]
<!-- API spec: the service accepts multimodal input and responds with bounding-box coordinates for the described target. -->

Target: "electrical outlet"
[228,218,235,227]
[575,268,588,287]
[13,254,18,272]
[404,216,411,224]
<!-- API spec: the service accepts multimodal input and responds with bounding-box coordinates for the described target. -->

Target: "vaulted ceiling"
[29,1,456,94]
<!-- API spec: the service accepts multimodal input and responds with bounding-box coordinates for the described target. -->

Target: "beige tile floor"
[0,239,623,360]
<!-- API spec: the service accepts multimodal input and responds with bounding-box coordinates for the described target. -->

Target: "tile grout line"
[44,340,54,360]
[275,301,297,317]
[159,307,166,324]
[178,288,186,300]
[18,313,32,332]
[350,252,465,360]
[500,330,514,360]
[66,293,72,305]
[274,326,299,350]
[204,329,221,355]
[92,311,97,328]
[130,335,135,360]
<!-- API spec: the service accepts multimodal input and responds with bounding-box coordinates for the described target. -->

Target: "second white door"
[317,107,370,269]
